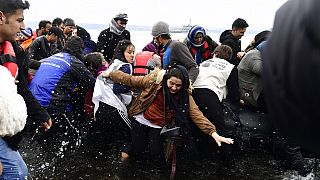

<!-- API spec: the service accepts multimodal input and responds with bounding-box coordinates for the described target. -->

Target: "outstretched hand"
[211,132,234,147]
[40,118,52,131]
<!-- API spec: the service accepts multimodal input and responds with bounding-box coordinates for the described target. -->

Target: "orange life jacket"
[0,41,18,78]
[133,51,155,76]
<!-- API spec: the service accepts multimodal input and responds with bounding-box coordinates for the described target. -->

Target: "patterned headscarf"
[187,25,206,47]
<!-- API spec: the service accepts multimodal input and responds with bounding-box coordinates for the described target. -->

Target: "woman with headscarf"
[102,64,234,169]
[184,25,219,65]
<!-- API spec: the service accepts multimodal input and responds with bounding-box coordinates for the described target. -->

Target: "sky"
[24,0,288,31]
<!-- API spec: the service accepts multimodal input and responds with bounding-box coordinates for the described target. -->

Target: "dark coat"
[263,0,320,153]
[28,36,60,69]
[96,28,130,62]
[219,30,242,66]
[3,41,51,150]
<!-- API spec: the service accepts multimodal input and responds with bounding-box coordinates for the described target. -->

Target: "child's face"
[167,76,183,94]
[124,45,135,63]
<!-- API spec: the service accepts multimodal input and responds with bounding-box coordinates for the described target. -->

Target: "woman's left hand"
[211,132,234,147]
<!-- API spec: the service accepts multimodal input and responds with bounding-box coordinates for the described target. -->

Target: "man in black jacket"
[0,0,51,178]
[97,13,131,62]
[219,18,249,66]
[28,26,62,70]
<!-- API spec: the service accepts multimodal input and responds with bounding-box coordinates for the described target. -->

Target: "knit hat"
[21,27,32,38]
[114,13,128,21]
[151,21,170,37]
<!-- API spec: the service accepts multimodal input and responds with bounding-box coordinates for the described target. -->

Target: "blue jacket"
[29,52,96,115]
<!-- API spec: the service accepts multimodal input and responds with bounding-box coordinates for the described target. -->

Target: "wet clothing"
[0,138,28,179]
[96,28,130,62]
[219,30,242,66]
[162,40,199,83]
[29,52,96,116]
[28,36,60,69]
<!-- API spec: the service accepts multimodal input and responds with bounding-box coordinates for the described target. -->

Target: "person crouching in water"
[93,40,134,161]
[102,64,234,170]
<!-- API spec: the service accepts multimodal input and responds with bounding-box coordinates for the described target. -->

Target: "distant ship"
[170,19,193,33]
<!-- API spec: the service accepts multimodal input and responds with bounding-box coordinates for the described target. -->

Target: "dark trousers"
[131,120,165,168]
[92,102,131,154]
[192,88,234,161]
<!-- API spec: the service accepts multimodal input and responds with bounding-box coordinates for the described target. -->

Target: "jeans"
[0,138,28,179]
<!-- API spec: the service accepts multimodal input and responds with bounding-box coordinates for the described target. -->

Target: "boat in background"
[170,19,193,33]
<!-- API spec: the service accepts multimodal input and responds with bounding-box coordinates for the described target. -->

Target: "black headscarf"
[163,65,190,127]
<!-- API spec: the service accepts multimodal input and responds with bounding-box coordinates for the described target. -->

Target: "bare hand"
[237,51,246,59]
[101,70,110,78]
[211,132,234,146]
[40,118,52,131]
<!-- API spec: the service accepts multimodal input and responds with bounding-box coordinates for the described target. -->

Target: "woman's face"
[167,76,183,94]
[195,32,204,45]
[124,45,135,63]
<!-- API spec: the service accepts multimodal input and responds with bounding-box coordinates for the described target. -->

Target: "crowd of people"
[0,0,319,179]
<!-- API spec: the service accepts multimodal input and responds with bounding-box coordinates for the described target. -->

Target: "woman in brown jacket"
[102,65,234,168]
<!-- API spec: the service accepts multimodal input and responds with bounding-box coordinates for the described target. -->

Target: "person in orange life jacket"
[16,27,35,51]
[192,45,240,163]
[183,25,219,65]
[93,39,135,162]
[102,65,234,168]
[0,0,51,179]
[219,18,249,66]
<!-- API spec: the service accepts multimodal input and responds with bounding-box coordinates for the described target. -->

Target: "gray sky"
[25,0,287,30]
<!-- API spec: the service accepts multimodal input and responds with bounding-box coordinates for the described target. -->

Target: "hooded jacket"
[219,30,242,66]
